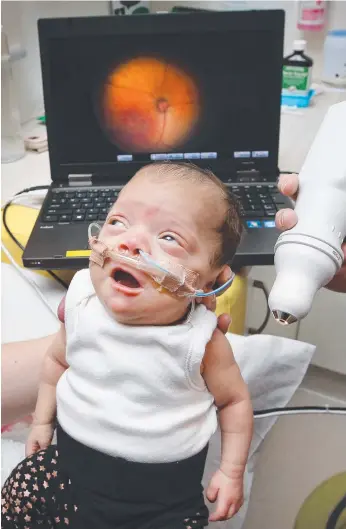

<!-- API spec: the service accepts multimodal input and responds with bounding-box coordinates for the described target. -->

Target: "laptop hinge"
[235,169,261,183]
[68,174,92,187]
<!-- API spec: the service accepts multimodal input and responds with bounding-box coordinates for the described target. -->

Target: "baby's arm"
[202,329,253,521]
[26,323,68,456]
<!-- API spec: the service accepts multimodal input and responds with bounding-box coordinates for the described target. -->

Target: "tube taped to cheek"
[88,223,235,298]
[88,223,199,296]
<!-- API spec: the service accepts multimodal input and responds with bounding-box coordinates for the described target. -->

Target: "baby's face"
[90,171,224,325]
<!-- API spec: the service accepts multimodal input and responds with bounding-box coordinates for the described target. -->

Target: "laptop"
[23,10,292,272]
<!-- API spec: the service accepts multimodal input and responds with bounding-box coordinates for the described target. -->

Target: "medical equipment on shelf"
[269,101,346,324]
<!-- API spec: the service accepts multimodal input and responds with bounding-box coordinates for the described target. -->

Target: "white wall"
[1,1,110,123]
[152,0,346,81]
[243,379,346,529]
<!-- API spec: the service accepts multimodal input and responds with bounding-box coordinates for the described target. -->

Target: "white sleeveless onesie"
[57,269,218,463]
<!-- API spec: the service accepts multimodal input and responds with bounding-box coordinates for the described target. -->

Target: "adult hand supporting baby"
[276,174,346,293]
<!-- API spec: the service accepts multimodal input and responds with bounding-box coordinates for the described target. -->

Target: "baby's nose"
[117,233,150,255]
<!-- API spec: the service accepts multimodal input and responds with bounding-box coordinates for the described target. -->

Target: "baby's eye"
[161,234,178,243]
[109,219,125,227]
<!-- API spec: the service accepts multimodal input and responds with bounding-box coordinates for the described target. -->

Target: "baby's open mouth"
[112,269,141,289]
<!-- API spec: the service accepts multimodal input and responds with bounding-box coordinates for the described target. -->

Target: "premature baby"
[2,162,253,529]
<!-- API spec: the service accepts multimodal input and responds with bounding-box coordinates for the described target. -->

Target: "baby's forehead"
[132,168,222,200]
[118,172,222,219]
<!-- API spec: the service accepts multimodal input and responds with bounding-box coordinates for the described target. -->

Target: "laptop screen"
[40,11,284,181]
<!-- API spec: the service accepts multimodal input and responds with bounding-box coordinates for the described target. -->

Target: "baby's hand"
[26,423,54,457]
[206,469,244,521]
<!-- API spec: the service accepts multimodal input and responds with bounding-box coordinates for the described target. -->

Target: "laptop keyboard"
[230,184,287,218]
[42,184,286,224]
[42,188,120,224]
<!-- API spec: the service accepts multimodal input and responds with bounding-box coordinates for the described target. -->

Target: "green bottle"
[282,40,313,97]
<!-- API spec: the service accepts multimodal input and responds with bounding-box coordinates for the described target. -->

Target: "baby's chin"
[104,290,191,326]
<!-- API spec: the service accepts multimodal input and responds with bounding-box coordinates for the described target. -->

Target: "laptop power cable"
[2,186,69,291]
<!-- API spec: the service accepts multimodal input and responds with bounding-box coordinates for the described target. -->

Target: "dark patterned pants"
[2,427,209,529]
[2,446,76,528]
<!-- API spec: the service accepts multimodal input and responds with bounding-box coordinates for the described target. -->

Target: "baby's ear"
[204,265,233,293]
[214,265,233,289]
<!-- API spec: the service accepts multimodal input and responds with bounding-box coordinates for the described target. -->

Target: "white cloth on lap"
[1,263,62,343]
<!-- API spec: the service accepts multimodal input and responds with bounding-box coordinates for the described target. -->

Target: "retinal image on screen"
[48,30,277,165]
[102,57,200,153]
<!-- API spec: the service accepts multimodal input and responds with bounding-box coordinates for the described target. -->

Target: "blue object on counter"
[328,29,346,36]
[281,88,315,108]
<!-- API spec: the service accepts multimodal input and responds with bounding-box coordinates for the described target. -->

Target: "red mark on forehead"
[142,205,160,219]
